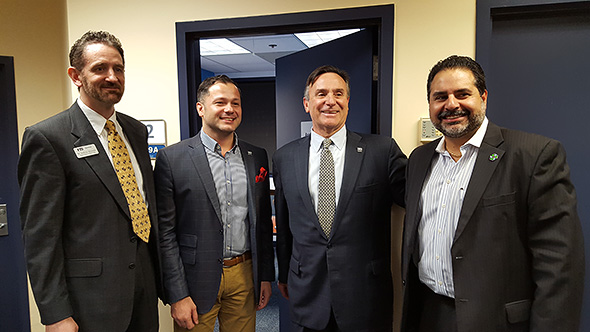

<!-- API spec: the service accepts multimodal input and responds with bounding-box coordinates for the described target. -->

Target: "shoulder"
[274,137,307,157]
[117,112,147,131]
[494,125,562,158]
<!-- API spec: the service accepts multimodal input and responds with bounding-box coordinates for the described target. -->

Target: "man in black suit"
[18,31,161,332]
[154,75,274,332]
[274,65,407,332]
[401,55,585,332]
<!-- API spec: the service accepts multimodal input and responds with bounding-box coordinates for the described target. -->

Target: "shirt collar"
[310,125,347,152]
[77,98,118,135]
[435,117,489,154]
[200,130,239,154]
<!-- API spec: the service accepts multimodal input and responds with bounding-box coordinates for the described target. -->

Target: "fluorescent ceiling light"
[200,38,251,56]
[295,29,361,48]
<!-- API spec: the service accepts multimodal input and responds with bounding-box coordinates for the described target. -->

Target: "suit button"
[129,263,136,269]
[130,237,137,243]
[327,243,332,249]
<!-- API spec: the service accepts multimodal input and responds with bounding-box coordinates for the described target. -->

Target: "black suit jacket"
[273,130,406,331]
[401,122,585,332]
[154,134,274,313]
[18,103,162,330]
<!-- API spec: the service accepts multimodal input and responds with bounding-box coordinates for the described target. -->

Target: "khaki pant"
[175,259,256,332]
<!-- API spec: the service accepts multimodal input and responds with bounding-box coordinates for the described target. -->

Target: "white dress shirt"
[77,98,147,202]
[308,126,347,213]
[418,117,489,298]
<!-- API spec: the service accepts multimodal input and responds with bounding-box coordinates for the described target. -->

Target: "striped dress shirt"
[418,118,489,298]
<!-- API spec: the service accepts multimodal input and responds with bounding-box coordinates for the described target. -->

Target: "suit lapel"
[331,131,365,236]
[407,141,438,236]
[454,123,505,242]
[69,104,131,219]
[187,135,223,223]
[239,142,257,228]
[295,136,318,226]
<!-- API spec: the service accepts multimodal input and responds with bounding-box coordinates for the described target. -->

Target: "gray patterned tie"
[317,138,335,237]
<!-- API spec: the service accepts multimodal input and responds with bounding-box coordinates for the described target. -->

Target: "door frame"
[175,4,394,139]
[0,55,31,332]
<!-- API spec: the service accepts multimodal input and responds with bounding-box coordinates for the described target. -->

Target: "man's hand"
[257,281,272,310]
[278,282,289,300]
[46,317,78,332]
[171,296,199,329]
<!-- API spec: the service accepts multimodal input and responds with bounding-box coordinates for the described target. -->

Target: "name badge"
[74,144,99,159]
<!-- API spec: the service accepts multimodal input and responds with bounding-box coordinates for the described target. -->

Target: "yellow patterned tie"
[105,120,151,242]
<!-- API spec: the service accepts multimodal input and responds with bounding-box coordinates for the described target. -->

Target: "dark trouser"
[127,240,159,332]
[417,281,458,332]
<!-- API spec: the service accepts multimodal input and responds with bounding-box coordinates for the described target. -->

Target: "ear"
[67,67,83,88]
[480,89,488,104]
[303,97,310,114]
[196,102,205,117]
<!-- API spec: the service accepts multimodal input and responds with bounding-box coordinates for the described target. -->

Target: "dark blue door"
[0,56,30,330]
[477,1,590,329]
[275,28,375,148]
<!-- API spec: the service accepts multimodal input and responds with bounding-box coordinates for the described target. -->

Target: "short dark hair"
[69,31,124,70]
[304,65,350,99]
[427,55,486,101]
[197,75,240,103]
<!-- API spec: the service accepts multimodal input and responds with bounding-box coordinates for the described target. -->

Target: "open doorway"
[175,4,395,144]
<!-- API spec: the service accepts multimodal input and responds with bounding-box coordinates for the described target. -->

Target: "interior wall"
[65,0,476,156]
[0,0,70,140]
[3,0,476,331]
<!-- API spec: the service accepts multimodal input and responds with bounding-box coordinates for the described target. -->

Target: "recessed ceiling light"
[200,38,251,56]
[295,29,362,48]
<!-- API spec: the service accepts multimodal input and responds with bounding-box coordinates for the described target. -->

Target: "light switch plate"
[420,117,442,143]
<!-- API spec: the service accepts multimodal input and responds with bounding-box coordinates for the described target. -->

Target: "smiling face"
[304,72,350,138]
[68,43,125,117]
[429,68,488,142]
[197,82,242,140]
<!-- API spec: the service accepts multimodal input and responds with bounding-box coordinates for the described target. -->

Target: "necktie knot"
[323,138,332,150]
[105,120,116,134]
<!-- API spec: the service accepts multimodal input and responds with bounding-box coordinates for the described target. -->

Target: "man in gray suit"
[18,31,161,331]
[401,55,585,332]
[154,75,274,332]
[274,65,407,332]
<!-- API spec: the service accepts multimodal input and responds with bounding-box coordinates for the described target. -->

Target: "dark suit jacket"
[18,103,162,330]
[273,130,407,331]
[401,122,585,332]
[154,134,274,313]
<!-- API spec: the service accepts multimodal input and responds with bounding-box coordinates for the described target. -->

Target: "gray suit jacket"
[154,134,274,313]
[18,103,162,330]
[274,130,406,331]
[401,122,585,332]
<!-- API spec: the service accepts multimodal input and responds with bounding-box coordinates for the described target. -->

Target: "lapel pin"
[248,151,253,155]
[357,147,363,153]
[489,153,499,162]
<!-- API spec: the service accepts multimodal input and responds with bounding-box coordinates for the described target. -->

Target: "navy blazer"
[154,134,274,313]
[18,103,162,330]
[401,122,585,332]
[274,130,406,331]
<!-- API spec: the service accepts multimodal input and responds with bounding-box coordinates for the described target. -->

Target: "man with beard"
[18,31,162,332]
[401,55,584,332]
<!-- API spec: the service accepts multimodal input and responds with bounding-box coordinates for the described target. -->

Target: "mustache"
[438,109,469,120]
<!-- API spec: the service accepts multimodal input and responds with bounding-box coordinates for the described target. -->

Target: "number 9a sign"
[140,120,166,159]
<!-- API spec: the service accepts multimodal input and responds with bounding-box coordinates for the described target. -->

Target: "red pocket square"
[255,167,268,183]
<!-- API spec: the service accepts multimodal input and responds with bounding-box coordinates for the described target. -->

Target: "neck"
[80,95,115,119]
[204,128,235,155]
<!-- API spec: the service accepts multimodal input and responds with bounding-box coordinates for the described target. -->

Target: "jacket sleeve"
[527,139,584,331]
[18,127,74,325]
[154,148,191,304]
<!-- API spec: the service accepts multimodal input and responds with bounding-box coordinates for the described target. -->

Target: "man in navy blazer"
[154,75,274,331]
[274,65,407,331]
[401,55,584,332]
[18,31,162,332]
